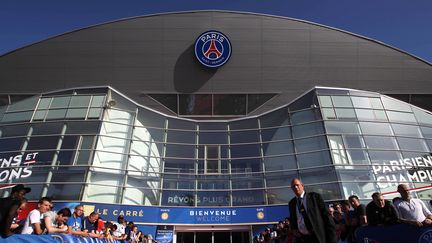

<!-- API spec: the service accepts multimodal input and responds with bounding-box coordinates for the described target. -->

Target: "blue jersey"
[66,215,83,231]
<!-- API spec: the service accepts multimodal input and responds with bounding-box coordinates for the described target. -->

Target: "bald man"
[395,184,432,227]
[289,178,337,243]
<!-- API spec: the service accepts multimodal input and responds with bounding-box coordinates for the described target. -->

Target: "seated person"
[366,192,398,226]
[43,207,71,234]
[394,184,432,227]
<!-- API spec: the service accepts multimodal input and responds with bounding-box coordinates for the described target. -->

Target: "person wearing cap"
[0,184,31,236]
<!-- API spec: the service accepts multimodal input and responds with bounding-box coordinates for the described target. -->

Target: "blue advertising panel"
[156,225,174,243]
[53,202,289,225]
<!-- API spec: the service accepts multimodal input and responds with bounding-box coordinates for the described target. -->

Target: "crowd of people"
[254,179,432,243]
[0,184,156,242]
[2,181,432,243]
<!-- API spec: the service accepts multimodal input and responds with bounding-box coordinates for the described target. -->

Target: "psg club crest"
[194,30,232,68]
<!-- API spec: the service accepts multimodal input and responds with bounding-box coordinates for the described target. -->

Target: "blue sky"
[1,0,432,62]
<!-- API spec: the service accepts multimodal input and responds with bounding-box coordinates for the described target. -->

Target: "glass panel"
[230,144,261,158]
[368,150,402,164]
[124,176,160,206]
[231,158,262,173]
[33,110,47,121]
[230,130,260,144]
[295,136,328,153]
[292,122,325,138]
[262,140,294,156]
[87,108,102,118]
[197,191,230,206]
[199,131,228,144]
[355,109,387,121]
[291,109,321,125]
[69,96,91,107]
[343,135,365,148]
[165,144,195,158]
[392,124,422,137]
[331,96,352,107]
[261,126,291,141]
[84,172,123,203]
[322,108,336,120]
[0,138,24,151]
[318,96,333,107]
[386,111,417,123]
[346,149,370,165]
[352,97,383,109]
[268,187,294,204]
[299,167,337,184]
[232,175,264,189]
[6,96,38,112]
[90,95,105,107]
[1,111,33,123]
[0,124,30,137]
[413,107,432,126]
[65,121,100,134]
[335,108,356,119]
[65,108,88,119]
[382,96,411,112]
[364,136,398,150]
[266,170,297,187]
[164,158,195,174]
[230,119,258,130]
[168,119,195,130]
[166,130,196,144]
[306,183,341,201]
[359,122,393,135]
[397,137,429,151]
[263,155,297,171]
[421,127,432,139]
[46,184,83,201]
[46,109,67,120]
[148,94,178,114]
[27,136,60,150]
[341,182,377,199]
[37,98,51,109]
[179,94,212,115]
[213,94,246,115]
[50,96,71,108]
[325,121,361,134]
[232,189,265,206]
[297,151,332,168]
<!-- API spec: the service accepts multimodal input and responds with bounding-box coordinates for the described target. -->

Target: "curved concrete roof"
[1,10,432,115]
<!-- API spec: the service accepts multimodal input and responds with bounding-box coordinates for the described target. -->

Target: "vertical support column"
[257,118,268,205]
[227,124,232,206]
[41,123,67,197]
[119,107,138,204]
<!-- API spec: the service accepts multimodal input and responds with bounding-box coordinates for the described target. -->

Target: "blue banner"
[356,224,432,243]
[53,202,289,225]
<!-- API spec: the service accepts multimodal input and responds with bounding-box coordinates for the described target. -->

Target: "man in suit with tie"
[289,178,337,243]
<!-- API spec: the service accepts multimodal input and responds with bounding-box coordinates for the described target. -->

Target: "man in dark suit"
[289,178,337,243]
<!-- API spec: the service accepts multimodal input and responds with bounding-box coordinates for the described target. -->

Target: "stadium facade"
[1,11,432,242]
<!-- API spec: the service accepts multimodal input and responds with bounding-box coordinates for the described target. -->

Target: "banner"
[155,225,174,243]
[52,202,289,225]
[356,224,432,243]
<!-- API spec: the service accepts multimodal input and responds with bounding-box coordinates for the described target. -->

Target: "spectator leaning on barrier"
[21,197,52,234]
[366,192,399,226]
[42,207,71,234]
[113,214,127,241]
[67,204,87,237]
[394,184,432,227]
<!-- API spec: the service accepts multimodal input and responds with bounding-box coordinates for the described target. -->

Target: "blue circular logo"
[194,30,232,68]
